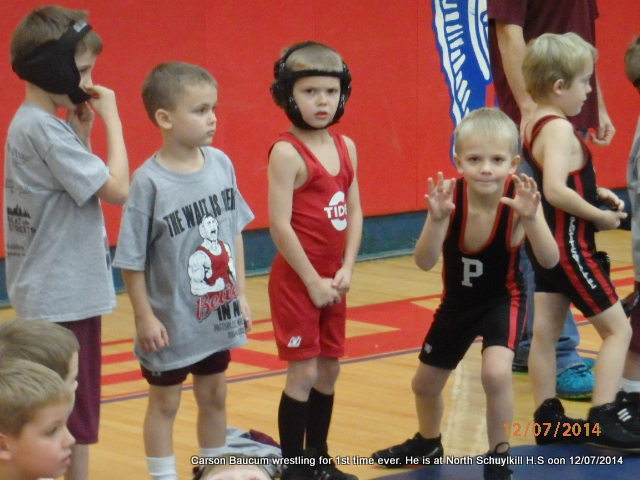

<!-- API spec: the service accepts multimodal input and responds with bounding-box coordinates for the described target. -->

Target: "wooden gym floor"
[0,229,635,479]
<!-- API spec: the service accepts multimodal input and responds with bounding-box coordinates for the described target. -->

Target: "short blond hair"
[523,32,596,101]
[10,5,102,62]
[0,359,73,436]
[453,107,519,156]
[284,42,344,73]
[0,319,79,379]
[625,36,640,87]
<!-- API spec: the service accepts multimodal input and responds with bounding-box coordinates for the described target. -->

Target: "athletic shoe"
[615,391,640,433]
[582,357,596,371]
[483,442,513,480]
[556,364,593,400]
[306,448,357,480]
[314,462,358,480]
[586,401,640,452]
[280,464,316,480]
[533,397,585,445]
[371,433,443,468]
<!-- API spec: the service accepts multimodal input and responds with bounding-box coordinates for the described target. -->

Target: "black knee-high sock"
[278,392,308,458]
[305,388,334,452]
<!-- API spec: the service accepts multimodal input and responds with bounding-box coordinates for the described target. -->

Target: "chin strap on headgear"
[12,21,93,105]
[271,41,352,130]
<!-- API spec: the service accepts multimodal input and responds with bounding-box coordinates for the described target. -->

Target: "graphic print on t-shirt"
[187,214,237,321]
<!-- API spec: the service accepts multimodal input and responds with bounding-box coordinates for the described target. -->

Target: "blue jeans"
[514,247,584,373]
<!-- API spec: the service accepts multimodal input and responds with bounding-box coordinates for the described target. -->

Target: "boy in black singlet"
[522,33,640,451]
[373,108,558,475]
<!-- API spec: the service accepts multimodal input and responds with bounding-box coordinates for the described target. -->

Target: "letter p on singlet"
[461,258,483,287]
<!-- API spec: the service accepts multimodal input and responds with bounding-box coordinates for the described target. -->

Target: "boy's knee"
[148,393,180,418]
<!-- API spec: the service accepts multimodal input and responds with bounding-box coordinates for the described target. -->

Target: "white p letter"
[461,258,483,287]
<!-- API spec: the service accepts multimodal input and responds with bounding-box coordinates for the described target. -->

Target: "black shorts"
[141,350,230,386]
[419,295,525,370]
[534,250,617,318]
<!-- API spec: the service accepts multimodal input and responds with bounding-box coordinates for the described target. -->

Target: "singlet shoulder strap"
[527,115,566,147]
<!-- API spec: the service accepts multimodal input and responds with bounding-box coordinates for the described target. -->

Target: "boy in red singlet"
[522,33,640,451]
[268,41,362,480]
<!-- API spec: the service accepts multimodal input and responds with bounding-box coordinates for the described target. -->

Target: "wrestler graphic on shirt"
[188,215,236,297]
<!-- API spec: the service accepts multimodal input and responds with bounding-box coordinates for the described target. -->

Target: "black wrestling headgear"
[12,21,93,105]
[271,41,352,130]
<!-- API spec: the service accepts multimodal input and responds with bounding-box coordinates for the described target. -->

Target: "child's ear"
[510,154,521,173]
[154,109,172,130]
[552,78,567,94]
[0,432,13,461]
[453,155,464,174]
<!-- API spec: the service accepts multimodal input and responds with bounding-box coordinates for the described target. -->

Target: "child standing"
[268,41,363,480]
[4,6,129,479]
[372,108,558,477]
[113,62,254,480]
[0,359,75,480]
[522,33,640,450]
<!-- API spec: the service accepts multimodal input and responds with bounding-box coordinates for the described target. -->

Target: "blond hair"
[0,319,79,379]
[10,5,102,62]
[142,62,217,125]
[523,32,596,101]
[625,36,640,87]
[0,359,73,436]
[453,107,519,156]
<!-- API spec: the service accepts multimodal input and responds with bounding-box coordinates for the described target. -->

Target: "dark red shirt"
[488,0,599,130]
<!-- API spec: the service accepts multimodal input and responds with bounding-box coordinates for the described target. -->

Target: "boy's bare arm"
[537,121,626,230]
[333,138,362,294]
[121,269,169,352]
[88,85,129,205]
[268,144,340,307]
[234,234,252,332]
[414,172,455,271]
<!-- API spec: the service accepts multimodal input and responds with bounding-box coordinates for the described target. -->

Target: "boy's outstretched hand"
[426,172,455,221]
[500,174,540,220]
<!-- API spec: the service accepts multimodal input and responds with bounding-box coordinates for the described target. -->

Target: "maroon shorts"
[58,317,101,445]
[141,350,230,386]
[268,257,346,361]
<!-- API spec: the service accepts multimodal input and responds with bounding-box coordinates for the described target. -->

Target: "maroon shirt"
[488,0,599,130]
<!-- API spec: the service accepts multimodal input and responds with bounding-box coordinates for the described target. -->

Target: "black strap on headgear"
[271,41,352,130]
[12,21,93,105]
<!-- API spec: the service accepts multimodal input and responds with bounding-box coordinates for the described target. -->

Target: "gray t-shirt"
[4,103,115,322]
[113,147,254,371]
[628,117,640,281]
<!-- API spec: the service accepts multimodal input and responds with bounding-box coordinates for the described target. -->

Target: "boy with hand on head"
[521,33,640,450]
[268,41,362,480]
[0,319,80,391]
[373,107,558,478]
[0,359,75,480]
[4,6,128,479]
[113,62,254,480]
